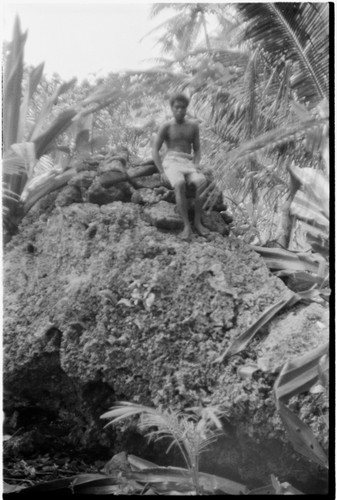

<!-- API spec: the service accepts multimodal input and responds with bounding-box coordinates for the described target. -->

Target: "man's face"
[172,100,187,123]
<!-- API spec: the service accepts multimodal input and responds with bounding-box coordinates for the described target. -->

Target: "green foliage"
[2,17,126,240]
[236,3,329,106]
[146,3,329,248]
[101,401,227,494]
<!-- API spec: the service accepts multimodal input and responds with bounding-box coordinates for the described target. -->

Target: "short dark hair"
[169,93,190,108]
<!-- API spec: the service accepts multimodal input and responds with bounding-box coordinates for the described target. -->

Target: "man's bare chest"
[167,123,195,142]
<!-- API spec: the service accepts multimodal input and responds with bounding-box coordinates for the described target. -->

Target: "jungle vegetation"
[3,2,330,496]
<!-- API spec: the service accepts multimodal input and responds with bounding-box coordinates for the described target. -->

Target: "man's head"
[169,93,190,124]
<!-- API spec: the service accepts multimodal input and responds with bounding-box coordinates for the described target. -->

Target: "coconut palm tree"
[148,3,215,55]
[199,3,329,247]
[236,3,329,107]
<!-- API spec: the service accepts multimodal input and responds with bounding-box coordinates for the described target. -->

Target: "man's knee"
[191,174,207,191]
[173,178,186,192]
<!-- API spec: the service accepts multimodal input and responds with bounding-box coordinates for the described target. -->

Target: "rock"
[213,200,228,212]
[131,188,162,206]
[68,170,96,188]
[55,185,83,206]
[87,180,132,205]
[96,171,127,187]
[202,211,230,236]
[76,160,99,172]
[144,200,183,230]
[160,189,176,204]
[257,302,329,373]
[134,173,162,189]
[221,211,234,224]
[3,201,327,490]
[98,159,126,175]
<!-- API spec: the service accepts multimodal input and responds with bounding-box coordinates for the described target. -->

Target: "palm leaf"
[101,402,192,470]
[237,3,329,105]
[101,401,164,426]
[202,115,327,210]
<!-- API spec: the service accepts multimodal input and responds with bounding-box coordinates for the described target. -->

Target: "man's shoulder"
[185,118,199,129]
[158,120,172,133]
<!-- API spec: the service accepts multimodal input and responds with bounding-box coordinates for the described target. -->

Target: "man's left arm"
[192,123,201,170]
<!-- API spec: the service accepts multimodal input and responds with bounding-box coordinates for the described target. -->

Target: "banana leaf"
[214,293,298,363]
[247,484,277,495]
[3,482,27,493]
[33,109,78,159]
[274,270,325,290]
[23,168,76,215]
[318,353,329,389]
[17,62,45,142]
[127,454,248,494]
[273,343,329,403]
[277,401,328,469]
[13,476,75,493]
[125,467,249,495]
[251,246,321,274]
[215,286,325,363]
[247,477,304,495]
[71,475,144,495]
[290,190,329,232]
[273,345,329,469]
[288,165,329,219]
[128,454,160,470]
[305,233,329,259]
[270,474,304,495]
[3,17,26,150]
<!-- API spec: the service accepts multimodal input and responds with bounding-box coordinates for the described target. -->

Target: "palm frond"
[237,3,329,105]
[204,115,327,205]
[100,400,226,481]
[150,3,179,18]
[101,402,157,426]
[141,12,184,42]
[29,78,77,141]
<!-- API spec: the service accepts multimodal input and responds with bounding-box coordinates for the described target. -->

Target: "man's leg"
[189,174,209,236]
[174,179,192,240]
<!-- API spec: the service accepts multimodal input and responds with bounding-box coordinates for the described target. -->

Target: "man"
[152,93,209,241]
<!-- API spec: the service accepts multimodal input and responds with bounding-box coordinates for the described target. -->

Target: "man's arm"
[192,123,201,169]
[152,124,168,174]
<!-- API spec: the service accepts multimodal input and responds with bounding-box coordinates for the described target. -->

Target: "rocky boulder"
[3,201,328,491]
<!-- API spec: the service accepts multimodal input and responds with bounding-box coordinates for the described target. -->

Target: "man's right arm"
[152,124,168,174]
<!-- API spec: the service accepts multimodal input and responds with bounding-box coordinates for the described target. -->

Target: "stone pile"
[54,151,233,237]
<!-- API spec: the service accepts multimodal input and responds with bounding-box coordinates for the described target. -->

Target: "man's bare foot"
[180,227,192,241]
[195,223,210,237]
